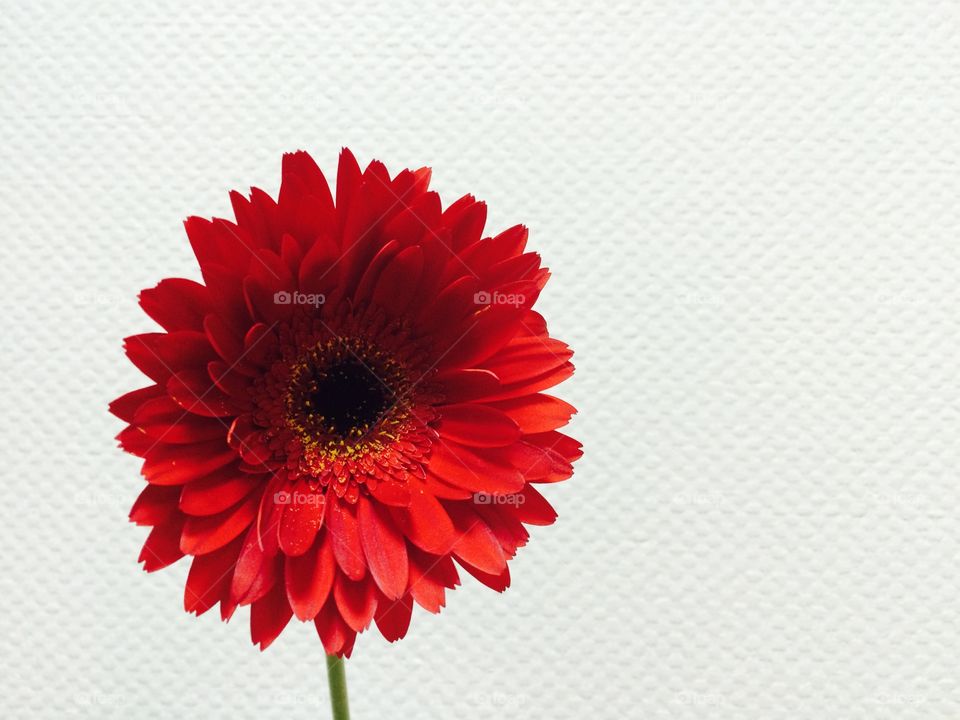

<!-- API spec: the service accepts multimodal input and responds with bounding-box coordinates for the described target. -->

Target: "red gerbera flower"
[111,149,581,656]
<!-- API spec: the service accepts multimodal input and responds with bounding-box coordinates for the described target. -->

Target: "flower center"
[249,324,439,502]
[297,359,391,438]
[284,337,409,448]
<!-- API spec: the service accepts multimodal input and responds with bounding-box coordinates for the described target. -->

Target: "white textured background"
[2,1,959,718]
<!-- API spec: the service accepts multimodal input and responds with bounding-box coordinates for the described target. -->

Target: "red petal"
[184,535,243,615]
[474,501,529,556]
[440,195,484,249]
[407,548,458,613]
[438,403,520,447]
[283,151,334,204]
[280,151,336,241]
[139,278,209,331]
[335,148,362,219]
[229,190,272,251]
[522,310,548,336]
[250,580,293,650]
[139,515,186,571]
[141,439,236,485]
[333,574,378,632]
[282,227,306,269]
[489,224,528,259]
[449,200,486,250]
[200,262,251,331]
[373,592,413,643]
[436,304,525,371]
[457,560,511,592]
[417,275,478,334]
[514,445,572,484]
[117,426,153,456]
[203,313,244,364]
[239,322,276,370]
[353,239,400,303]
[491,393,576,433]
[415,545,460,590]
[166,369,237,417]
[208,360,253,397]
[242,273,293,325]
[505,432,579,482]
[358,496,408,600]
[439,193,475,227]
[484,251,542,287]
[514,484,558,526]
[298,233,340,296]
[481,337,572,383]
[278,489,326,556]
[185,216,251,275]
[382,190,441,247]
[422,471,473,500]
[478,362,574,402]
[109,385,163,423]
[133,396,225,444]
[230,522,280,605]
[179,469,259,516]
[254,476,285,550]
[445,502,507,575]
[339,166,395,292]
[129,484,180,526]
[390,489,455,554]
[434,369,501,403]
[371,245,423,315]
[124,331,215,383]
[367,478,411,507]
[180,492,259,555]
[285,534,336,621]
[326,496,367,580]
[315,598,356,657]
[527,430,583,463]
[427,440,524,495]
[227,416,273,466]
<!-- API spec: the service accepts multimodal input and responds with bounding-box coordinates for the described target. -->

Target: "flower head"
[111,149,581,655]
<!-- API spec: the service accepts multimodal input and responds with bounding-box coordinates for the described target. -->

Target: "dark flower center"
[303,359,392,437]
[291,358,394,439]
[279,334,419,473]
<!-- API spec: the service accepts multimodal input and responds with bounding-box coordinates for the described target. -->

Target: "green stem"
[325,653,350,720]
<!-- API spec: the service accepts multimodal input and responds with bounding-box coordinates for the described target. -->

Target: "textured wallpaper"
[2,1,959,718]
